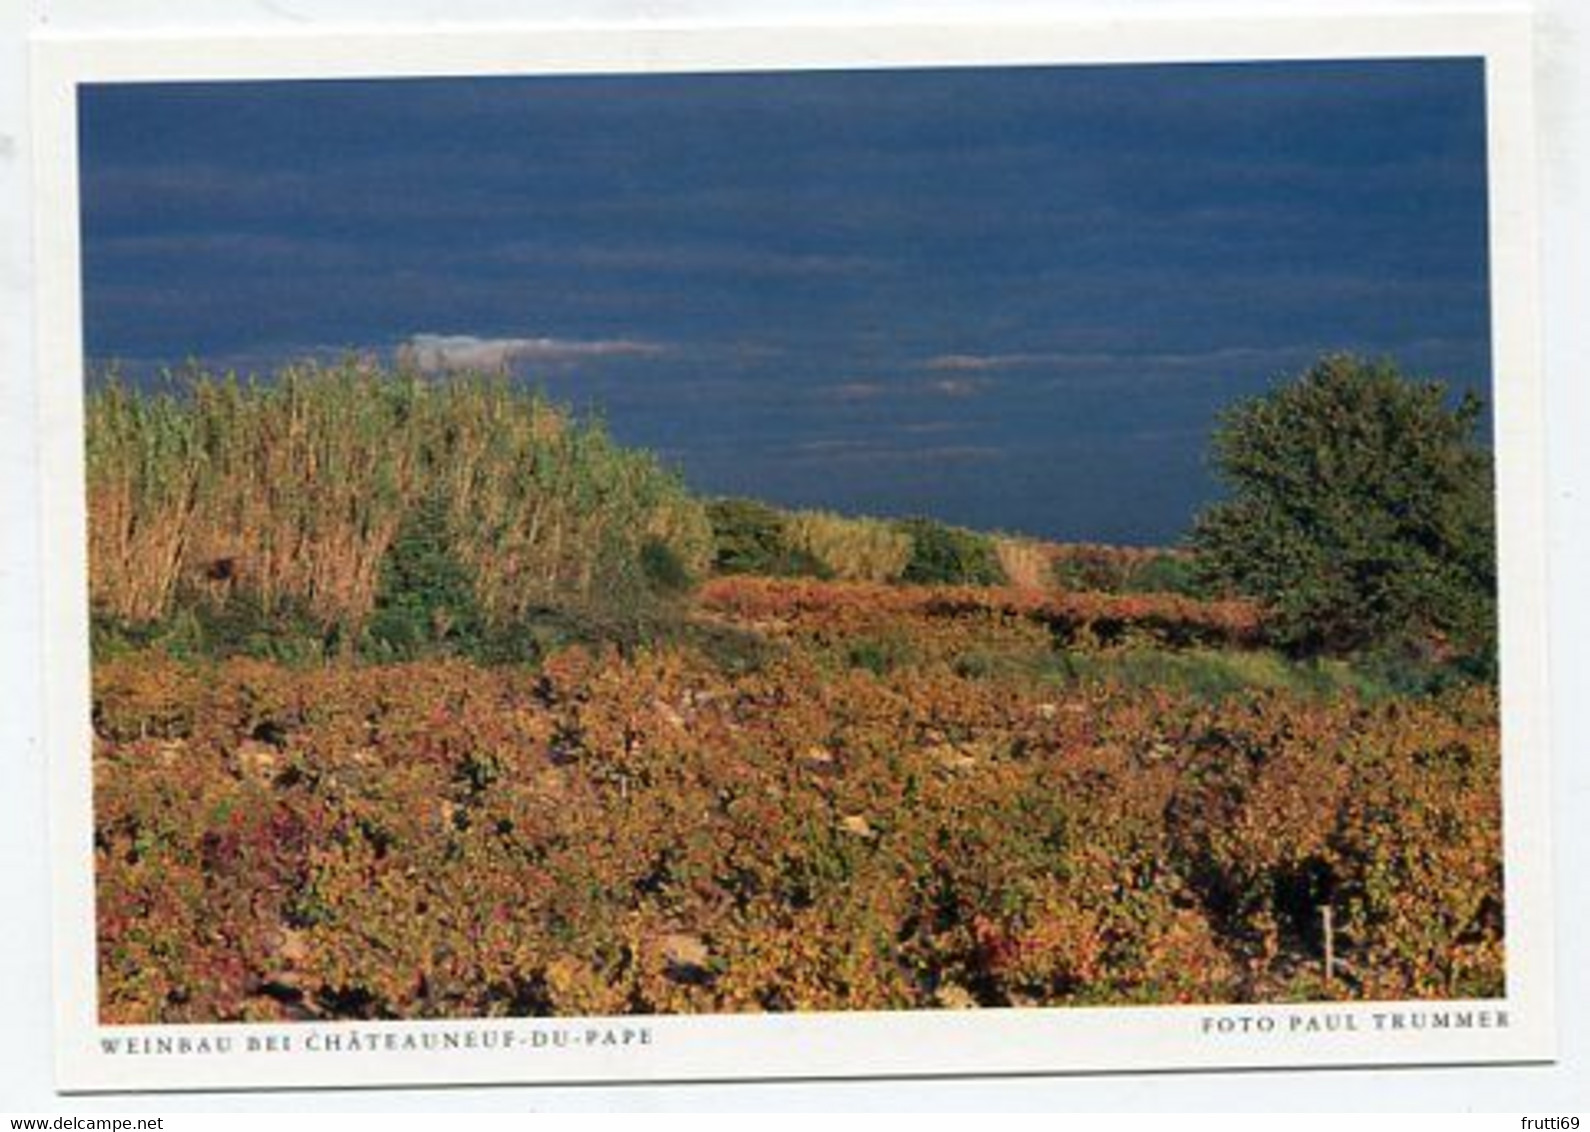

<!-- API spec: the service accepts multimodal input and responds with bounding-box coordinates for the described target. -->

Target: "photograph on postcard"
[33,16,1553,1089]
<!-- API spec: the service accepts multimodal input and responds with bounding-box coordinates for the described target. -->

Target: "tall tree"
[1191,354,1496,663]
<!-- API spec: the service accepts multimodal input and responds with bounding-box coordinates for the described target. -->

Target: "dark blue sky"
[78,60,1491,544]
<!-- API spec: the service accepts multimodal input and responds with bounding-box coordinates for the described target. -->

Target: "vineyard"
[94,575,1501,1022]
[88,364,1504,1022]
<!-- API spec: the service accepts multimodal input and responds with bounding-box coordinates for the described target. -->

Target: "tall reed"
[993,536,1052,592]
[85,363,713,637]
[86,380,205,622]
[785,509,914,583]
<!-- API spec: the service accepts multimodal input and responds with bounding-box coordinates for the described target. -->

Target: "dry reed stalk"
[994,536,1052,592]
[786,509,913,582]
[85,363,713,634]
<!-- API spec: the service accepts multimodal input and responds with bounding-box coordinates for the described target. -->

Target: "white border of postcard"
[31,10,1553,1093]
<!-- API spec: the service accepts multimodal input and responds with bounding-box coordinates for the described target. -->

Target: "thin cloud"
[925,377,991,398]
[896,421,962,435]
[820,376,995,402]
[925,347,1283,373]
[924,342,1469,379]
[396,333,667,372]
[924,353,1025,373]
[826,381,892,402]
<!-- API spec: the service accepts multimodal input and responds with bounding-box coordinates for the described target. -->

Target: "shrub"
[897,517,1005,586]
[1122,552,1210,598]
[844,634,915,676]
[706,497,827,578]
[1050,545,1133,592]
[993,537,1051,591]
[92,596,337,666]
[639,538,695,597]
[1190,354,1496,661]
[785,510,914,583]
[1047,544,1206,597]
[362,495,484,660]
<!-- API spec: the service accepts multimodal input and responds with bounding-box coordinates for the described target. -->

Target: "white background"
[2,0,1586,1113]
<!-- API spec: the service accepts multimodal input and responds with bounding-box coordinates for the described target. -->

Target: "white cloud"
[819,376,994,403]
[396,333,667,372]
[924,353,1024,373]
[923,345,1317,385]
[826,381,892,402]
[924,342,1448,376]
[924,377,990,398]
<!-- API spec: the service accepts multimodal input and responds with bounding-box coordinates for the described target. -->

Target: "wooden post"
[1320,905,1335,988]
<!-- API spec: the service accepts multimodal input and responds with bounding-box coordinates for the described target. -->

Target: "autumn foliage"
[94,578,1501,1023]
[698,576,1264,651]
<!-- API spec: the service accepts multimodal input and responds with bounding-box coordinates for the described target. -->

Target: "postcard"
[30,10,1553,1092]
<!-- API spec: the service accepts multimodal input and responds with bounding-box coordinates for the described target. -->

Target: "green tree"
[1191,354,1496,663]
[362,495,484,659]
